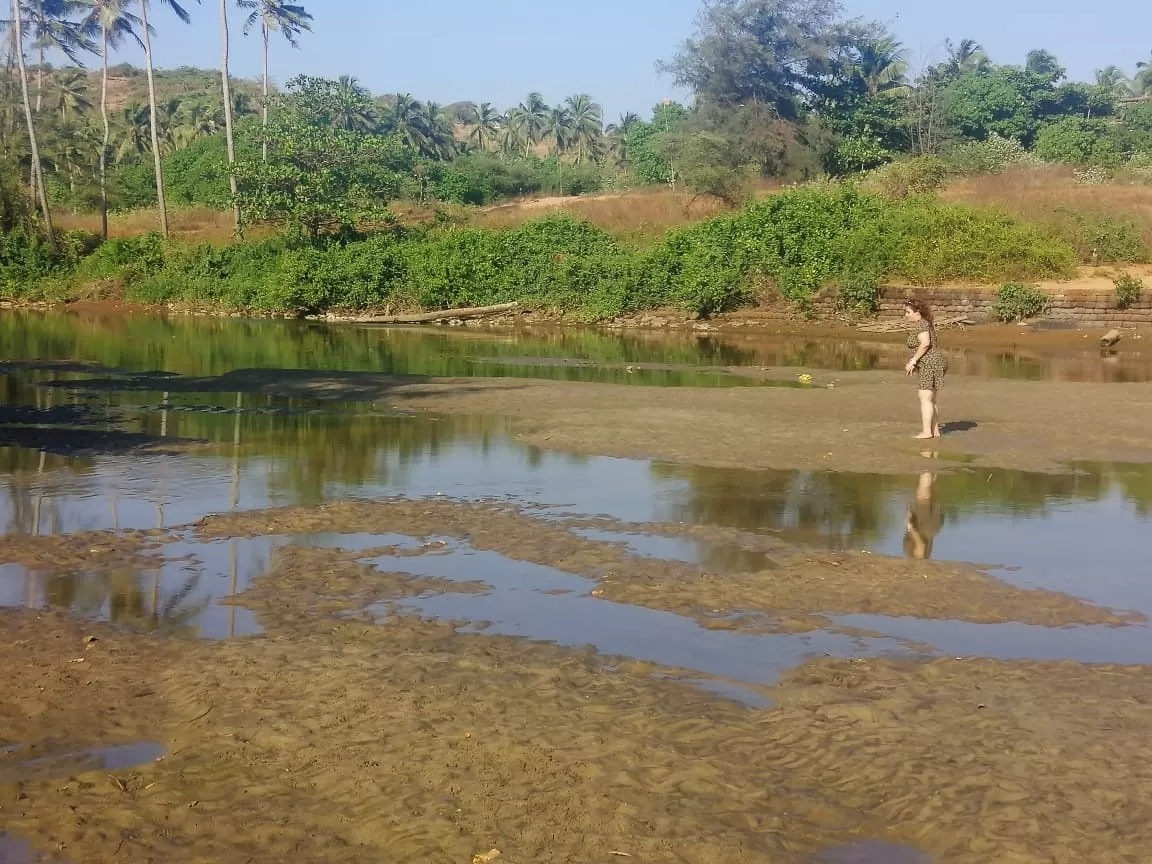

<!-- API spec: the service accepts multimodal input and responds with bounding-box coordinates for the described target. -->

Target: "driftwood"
[351,301,520,325]
[1100,329,1122,348]
[856,315,973,333]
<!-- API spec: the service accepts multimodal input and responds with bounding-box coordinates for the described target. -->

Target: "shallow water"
[2,313,1152,680]
[3,308,1151,383]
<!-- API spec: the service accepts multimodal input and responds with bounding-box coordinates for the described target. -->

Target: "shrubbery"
[2,186,1083,320]
[993,282,1049,322]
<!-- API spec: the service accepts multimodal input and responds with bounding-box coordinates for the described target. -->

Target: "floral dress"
[906,320,948,391]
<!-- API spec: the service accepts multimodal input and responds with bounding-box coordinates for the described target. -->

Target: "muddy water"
[2,314,1152,678]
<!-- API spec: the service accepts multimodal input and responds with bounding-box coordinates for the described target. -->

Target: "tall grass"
[941,165,1152,263]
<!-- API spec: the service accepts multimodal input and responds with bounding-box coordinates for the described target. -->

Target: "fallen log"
[350,301,520,325]
[1100,328,1122,348]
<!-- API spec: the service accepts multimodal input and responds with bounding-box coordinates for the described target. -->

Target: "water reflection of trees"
[654,462,1152,550]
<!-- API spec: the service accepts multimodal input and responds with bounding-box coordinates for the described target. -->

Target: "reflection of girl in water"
[903,472,944,560]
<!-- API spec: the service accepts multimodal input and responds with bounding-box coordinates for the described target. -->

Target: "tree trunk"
[139,0,169,237]
[218,0,241,236]
[12,0,55,251]
[35,43,43,112]
[261,20,269,162]
[99,26,109,240]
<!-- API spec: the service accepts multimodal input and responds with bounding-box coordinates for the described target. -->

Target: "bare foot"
[914,433,935,440]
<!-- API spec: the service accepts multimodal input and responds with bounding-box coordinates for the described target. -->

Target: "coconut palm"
[858,36,909,94]
[332,74,374,131]
[52,65,90,120]
[418,100,456,159]
[383,92,426,149]
[217,0,239,233]
[115,102,149,161]
[9,0,56,246]
[8,0,94,113]
[943,39,987,75]
[542,105,570,156]
[507,91,548,157]
[237,0,311,161]
[467,101,500,151]
[563,93,601,164]
[79,0,142,239]
[605,111,639,166]
[137,0,193,238]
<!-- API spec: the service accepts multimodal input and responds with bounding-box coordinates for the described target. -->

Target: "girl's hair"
[904,298,934,323]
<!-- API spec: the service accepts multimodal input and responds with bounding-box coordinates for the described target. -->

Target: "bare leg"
[931,392,941,437]
[916,390,935,439]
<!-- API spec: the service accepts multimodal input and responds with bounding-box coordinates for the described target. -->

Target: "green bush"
[1114,273,1144,309]
[942,134,1030,175]
[837,273,881,316]
[0,184,1085,320]
[1034,118,1121,167]
[993,282,1049,322]
[865,156,949,200]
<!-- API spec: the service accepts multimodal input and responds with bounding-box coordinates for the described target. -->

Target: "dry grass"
[473,188,735,242]
[54,206,270,243]
[940,164,1152,253]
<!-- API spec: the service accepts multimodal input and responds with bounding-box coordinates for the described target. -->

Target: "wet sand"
[3,590,1152,864]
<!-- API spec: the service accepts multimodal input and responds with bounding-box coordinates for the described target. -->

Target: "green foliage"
[1034,118,1120,167]
[993,282,1049,321]
[837,273,881,315]
[944,68,1069,146]
[0,186,1082,321]
[1114,273,1144,308]
[865,156,948,199]
[942,133,1029,174]
[1043,209,1148,264]
[234,75,413,237]
[835,133,891,173]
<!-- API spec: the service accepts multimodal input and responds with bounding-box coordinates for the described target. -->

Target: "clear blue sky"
[108,0,1150,120]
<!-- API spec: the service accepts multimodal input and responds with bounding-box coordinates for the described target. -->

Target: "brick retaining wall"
[875,286,1152,326]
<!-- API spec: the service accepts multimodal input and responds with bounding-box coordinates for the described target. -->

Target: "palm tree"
[542,105,570,156]
[9,0,56,247]
[383,92,426,149]
[332,75,374,131]
[858,36,909,94]
[3,0,92,207]
[508,91,548,157]
[1095,66,1131,98]
[419,100,456,159]
[14,0,93,113]
[137,0,193,238]
[467,101,500,151]
[52,66,90,120]
[217,0,239,234]
[237,0,311,161]
[80,0,142,239]
[943,39,987,75]
[605,111,638,166]
[115,102,149,161]
[564,94,601,164]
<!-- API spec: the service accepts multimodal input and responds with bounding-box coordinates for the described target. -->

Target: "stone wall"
[876,286,1152,327]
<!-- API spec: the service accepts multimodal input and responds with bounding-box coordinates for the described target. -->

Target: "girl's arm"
[905,331,931,373]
